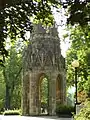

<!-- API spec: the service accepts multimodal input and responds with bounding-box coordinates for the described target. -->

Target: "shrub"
[3,109,21,115]
[56,104,75,117]
[74,99,90,120]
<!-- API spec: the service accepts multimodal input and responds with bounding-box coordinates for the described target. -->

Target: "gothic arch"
[56,74,63,104]
[22,24,66,116]
[37,73,49,115]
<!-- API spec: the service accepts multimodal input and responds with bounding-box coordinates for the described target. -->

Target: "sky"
[6,7,71,57]
[58,27,70,57]
[53,7,70,58]
[53,8,75,94]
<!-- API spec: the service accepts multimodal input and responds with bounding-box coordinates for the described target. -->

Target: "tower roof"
[23,23,65,71]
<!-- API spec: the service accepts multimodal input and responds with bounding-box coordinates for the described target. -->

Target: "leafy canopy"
[61,0,90,26]
[66,25,90,98]
[0,0,90,66]
[0,0,61,65]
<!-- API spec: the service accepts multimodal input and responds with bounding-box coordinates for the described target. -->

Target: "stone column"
[51,73,57,115]
[46,73,52,115]
[48,72,56,115]
[29,72,38,115]
[63,73,67,104]
[60,73,66,104]
[22,72,30,115]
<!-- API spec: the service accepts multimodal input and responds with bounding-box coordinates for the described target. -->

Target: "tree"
[67,1,90,26]
[0,69,5,111]
[0,0,90,66]
[0,0,61,65]
[0,0,60,9]
[41,78,48,104]
[56,0,90,26]
[3,46,22,109]
[65,25,90,102]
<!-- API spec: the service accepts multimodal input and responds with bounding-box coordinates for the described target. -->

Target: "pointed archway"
[22,24,66,116]
[56,74,65,104]
[38,73,49,115]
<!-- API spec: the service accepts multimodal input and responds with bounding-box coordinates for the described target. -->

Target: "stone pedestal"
[76,104,84,114]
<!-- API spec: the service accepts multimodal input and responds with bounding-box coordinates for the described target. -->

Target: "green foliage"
[56,104,75,116]
[60,0,90,26]
[0,0,90,64]
[41,78,48,104]
[66,25,90,92]
[11,85,21,109]
[2,45,22,109]
[0,0,60,9]
[0,70,5,110]
[3,109,21,115]
[0,0,61,64]
[74,99,90,120]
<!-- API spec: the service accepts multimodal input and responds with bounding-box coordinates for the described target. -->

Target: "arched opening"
[38,74,49,115]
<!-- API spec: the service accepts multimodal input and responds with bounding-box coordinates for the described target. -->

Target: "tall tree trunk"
[3,55,11,109]
[5,84,11,109]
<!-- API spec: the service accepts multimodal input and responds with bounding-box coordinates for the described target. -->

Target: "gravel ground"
[0,115,73,120]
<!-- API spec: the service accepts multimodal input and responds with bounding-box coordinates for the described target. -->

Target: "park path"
[0,115,73,120]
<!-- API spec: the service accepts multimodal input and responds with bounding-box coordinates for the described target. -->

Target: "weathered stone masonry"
[22,24,66,115]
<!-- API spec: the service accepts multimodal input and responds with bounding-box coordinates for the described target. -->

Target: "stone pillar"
[29,72,39,115]
[47,74,52,115]
[51,74,56,115]
[59,73,66,104]
[62,73,67,104]
[22,72,30,115]
[58,73,66,104]
[48,72,56,115]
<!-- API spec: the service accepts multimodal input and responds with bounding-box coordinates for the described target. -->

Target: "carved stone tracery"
[22,23,66,116]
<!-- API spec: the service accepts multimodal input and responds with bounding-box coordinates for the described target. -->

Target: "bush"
[3,109,21,115]
[56,104,75,117]
[74,99,90,120]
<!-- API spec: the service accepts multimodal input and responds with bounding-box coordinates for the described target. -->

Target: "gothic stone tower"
[22,24,66,116]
